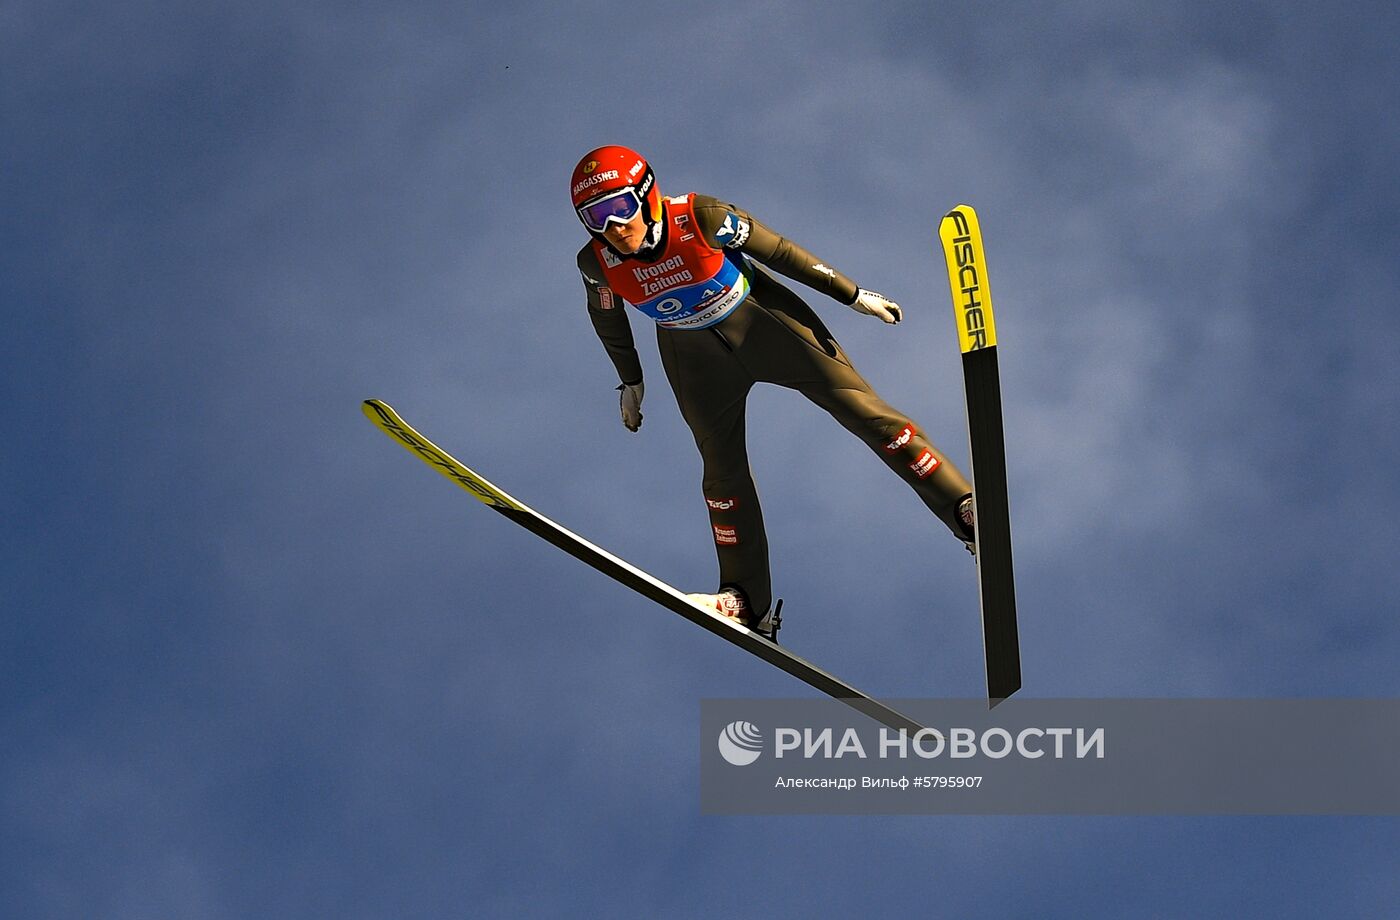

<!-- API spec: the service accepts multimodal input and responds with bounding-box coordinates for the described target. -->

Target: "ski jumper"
[577,194,971,616]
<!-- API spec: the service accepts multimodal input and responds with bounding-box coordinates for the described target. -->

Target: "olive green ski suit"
[578,194,971,616]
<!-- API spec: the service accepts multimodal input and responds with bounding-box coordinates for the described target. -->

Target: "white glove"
[850,288,902,324]
[618,381,644,431]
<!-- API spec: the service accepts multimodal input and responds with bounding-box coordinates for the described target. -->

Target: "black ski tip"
[987,682,1021,709]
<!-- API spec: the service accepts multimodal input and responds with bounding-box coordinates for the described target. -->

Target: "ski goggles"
[577,187,644,232]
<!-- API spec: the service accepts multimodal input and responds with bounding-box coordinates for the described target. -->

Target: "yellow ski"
[939,205,1022,705]
[362,399,929,735]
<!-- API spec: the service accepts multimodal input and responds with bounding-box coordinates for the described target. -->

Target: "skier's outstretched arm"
[577,245,643,384]
[691,195,856,301]
[691,195,900,323]
[577,245,645,431]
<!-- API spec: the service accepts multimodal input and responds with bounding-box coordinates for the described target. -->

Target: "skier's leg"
[657,325,774,617]
[806,381,975,543]
[739,276,974,542]
[693,398,774,617]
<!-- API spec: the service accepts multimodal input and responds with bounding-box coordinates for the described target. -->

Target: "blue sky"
[4,1,1398,916]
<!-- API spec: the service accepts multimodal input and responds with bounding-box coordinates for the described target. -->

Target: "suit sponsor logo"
[716,212,751,249]
[706,497,739,512]
[598,287,615,309]
[633,254,695,296]
[713,524,739,545]
[601,247,623,268]
[910,450,941,479]
[641,272,694,297]
[633,255,686,281]
[884,423,917,453]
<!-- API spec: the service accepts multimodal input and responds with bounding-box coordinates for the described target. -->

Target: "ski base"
[939,205,1023,705]
[363,398,928,735]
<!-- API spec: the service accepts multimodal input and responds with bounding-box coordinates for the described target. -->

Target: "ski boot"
[686,589,783,643]
[687,587,751,626]
[957,495,976,556]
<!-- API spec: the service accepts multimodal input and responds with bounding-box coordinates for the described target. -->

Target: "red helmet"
[570,145,662,233]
